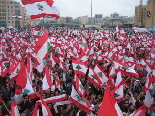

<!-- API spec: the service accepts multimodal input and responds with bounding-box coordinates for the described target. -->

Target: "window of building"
[8,21,10,23]
[15,10,20,15]
[11,6,13,8]
[14,2,17,4]
[10,2,13,4]
[2,9,6,12]
[0,21,6,27]
[2,2,5,4]
[8,6,9,8]
[15,6,19,8]
[8,17,10,20]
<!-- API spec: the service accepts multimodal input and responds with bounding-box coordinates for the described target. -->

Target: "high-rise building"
[0,0,26,27]
[134,5,147,27]
[145,0,155,27]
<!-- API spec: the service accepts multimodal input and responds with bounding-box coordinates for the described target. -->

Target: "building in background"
[134,5,147,27]
[94,14,103,25]
[0,0,27,27]
[74,16,89,25]
[145,0,155,27]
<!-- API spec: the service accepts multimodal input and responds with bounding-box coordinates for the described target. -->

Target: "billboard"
[147,11,151,17]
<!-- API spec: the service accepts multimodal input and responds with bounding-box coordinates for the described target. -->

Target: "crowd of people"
[0,26,155,116]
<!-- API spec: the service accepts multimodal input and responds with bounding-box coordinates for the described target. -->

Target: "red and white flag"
[98,85,123,116]
[69,85,92,114]
[72,60,88,76]
[34,30,51,63]
[11,101,20,116]
[42,67,53,90]
[12,14,22,19]
[22,0,59,19]
[128,105,146,116]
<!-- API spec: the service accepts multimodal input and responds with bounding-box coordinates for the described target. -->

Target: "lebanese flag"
[34,30,50,63]
[36,93,53,116]
[9,62,20,81]
[12,14,22,19]
[77,53,88,63]
[11,101,20,116]
[69,85,92,114]
[88,67,102,88]
[94,64,108,84]
[36,60,47,73]
[74,75,85,96]
[16,60,35,99]
[14,88,23,104]
[128,105,146,116]
[38,94,67,104]
[50,53,59,67]
[22,0,59,19]
[80,37,88,54]
[113,72,124,101]
[144,77,154,110]
[98,85,123,116]
[115,59,139,78]
[42,67,53,90]
[72,60,88,76]
[1,62,8,77]
[32,28,43,38]
[27,57,34,82]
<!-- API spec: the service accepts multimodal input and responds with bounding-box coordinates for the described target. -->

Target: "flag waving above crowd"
[1,18,155,115]
[22,0,60,19]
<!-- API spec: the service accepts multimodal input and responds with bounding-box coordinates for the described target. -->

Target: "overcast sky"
[15,0,148,18]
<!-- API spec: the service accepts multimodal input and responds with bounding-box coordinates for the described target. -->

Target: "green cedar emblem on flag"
[74,95,84,102]
[98,72,103,77]
[47,42,51,54]
[16,68,19,74]
[121,66,129,71]
[37,31,41,35]
[82,43,86,47]
[79,84,84,90]
[91,75,96,80]
[76,64,82,70]
[22,89,30,95]
[149,89,154,98]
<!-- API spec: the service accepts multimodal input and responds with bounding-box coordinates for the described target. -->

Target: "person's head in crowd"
[46,88,51,95]
[41,93,47,99]
[55,89,60,96]
[123,100,130,107]
[55,63,59,69]
[133,91,139,100]
[79,111,87,116]
[47,103,52,110]
[37,80,42,86]
[63,68,67,73]
[97,94,102,101]
[22,95,29,103]
[66,109,73,116]
[51,91,54,97]
[124,93,131,101]
[20,112,26,116]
